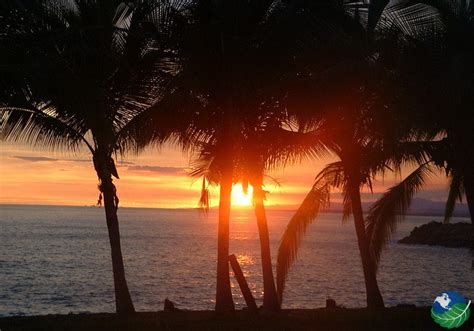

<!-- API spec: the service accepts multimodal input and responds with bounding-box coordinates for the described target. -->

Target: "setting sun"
[231,184,253,207]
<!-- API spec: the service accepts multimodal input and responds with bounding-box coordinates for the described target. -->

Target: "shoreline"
[2,308,473,330]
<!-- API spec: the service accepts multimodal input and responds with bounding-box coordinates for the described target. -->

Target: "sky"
[0,142,451,208]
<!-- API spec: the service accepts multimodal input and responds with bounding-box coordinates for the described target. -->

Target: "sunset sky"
[0,142,450,208]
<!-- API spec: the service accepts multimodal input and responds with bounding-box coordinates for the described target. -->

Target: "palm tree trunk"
[254,186,280,311]
[101,177,135,315]
[215,167,235,313]
[93,149,135,315]
[348,179,385,309]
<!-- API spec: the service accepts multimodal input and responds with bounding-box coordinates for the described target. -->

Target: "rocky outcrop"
[399,221,473,248]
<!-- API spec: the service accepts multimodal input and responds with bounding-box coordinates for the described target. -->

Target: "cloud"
[116,160,135,166]
[12,155,89,163]
[67,158,90,163]
[63,159,135,165]
[11,155,135,165]
[12,156,59,162]
[127,165,187,175]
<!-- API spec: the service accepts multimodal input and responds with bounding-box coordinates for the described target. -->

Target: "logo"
[431,291,471,329]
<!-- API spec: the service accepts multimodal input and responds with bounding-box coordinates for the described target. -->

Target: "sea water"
[0,204,472,316]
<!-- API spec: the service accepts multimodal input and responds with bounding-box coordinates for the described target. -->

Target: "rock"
[164,298,180,312]
[399,221,473,248]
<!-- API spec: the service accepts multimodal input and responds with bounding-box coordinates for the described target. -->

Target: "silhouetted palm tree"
[183,0,287,312]
[138,0,290,312]
[400,0,473,224]
[361,0,474,272]
[275,0,457,307]
[277,127,394,308]
[0,0,178,314]
[224,120,328,312]
[126,0,338,312]
[274,1,419,307]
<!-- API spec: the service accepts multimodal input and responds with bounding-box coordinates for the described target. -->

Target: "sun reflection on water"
[236,253,255,267]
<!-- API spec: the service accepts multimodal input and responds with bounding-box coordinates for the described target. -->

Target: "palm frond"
[276,162,343,302]
[444,170,464,223]
[342,189,352,223]
[1,105,91,152]
[384,2,444,39]
[366,162,433,270]
[117,87,207,154]
[198,177,210,213]
[264,127,333,171]
[367,0,391,34]
[386,140,438,171]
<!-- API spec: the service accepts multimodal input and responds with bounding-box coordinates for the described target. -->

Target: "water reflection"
[236,254,255,267]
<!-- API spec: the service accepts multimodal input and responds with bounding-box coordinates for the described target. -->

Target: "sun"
[231,184,253,207]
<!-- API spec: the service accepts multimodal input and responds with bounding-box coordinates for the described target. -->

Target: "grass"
[1,307,473,330]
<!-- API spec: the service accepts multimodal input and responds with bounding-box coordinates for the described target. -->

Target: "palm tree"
[402,0,474,225]
[277,127,394,308]
[161,0,285,311]
[315,0,474,278]
[0,0,178,314]
[127,0,336,312]
[191,133,284,311]
[360,0,474,272]
[274,0,459,307]
[174,0,274,310]
[370,0,474,221]
[273,1,418,307]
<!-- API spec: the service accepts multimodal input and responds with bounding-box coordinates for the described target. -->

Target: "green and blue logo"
[431,291,471,329]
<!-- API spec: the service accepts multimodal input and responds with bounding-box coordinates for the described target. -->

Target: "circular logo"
[431,291,471,329]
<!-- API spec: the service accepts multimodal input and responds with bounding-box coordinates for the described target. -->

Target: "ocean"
[0,204,472,316]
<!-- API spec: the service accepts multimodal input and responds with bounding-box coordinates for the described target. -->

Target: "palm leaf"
[276,162,343,302]
[1,104,91,152]
[342,189,352,223]
[264,127,333,171]
[444,170,464,224]
[117,86,207,154]
[366,163,433,270]
[198,177,210,213]
[367,0,391,34]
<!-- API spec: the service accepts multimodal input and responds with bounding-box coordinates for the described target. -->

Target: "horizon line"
[0,202,470,219]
